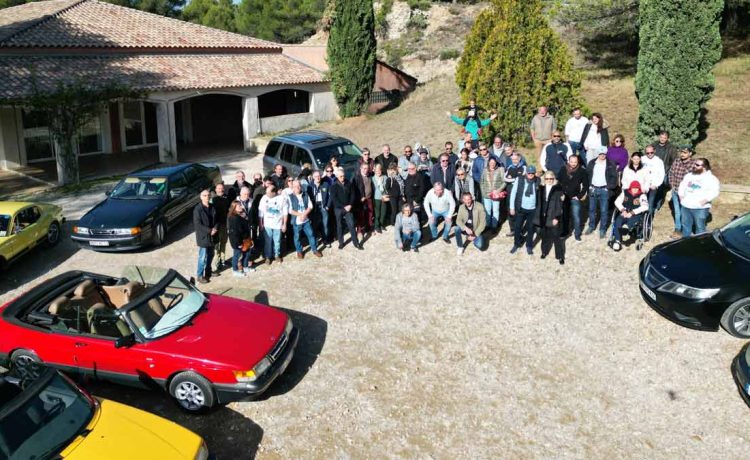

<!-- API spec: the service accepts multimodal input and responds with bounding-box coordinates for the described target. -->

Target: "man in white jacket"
[424,182,456,243]
[678,158,720,237]
[641,145,665,218]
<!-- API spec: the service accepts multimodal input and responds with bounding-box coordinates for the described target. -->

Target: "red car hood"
[148,294,288,369]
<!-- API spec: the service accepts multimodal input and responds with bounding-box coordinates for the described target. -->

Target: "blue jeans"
[569,198,584,238]
[264,227,282,259]
[647,188,659,218]
[197,246,214,278]
[454,226,484,250]
[681,207,709,237]
[612,214,642,242]
[313,207,330,243]
[482,198,501,229]
[588,187,610,235]
[569,140,583,157]
[231,246,250,271]
[428,210,452,240]
[293,220,318,253]
[513,208,535,249]
[671,192,682,232]
[397,230,421,249]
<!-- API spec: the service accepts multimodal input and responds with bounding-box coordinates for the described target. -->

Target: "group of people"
[191,105,721,281]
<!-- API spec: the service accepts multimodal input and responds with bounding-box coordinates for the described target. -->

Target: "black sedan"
[639,212,750,337]
[71,163,221,251]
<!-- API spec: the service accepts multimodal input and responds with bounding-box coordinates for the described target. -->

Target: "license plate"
[89,240,110,247]
[640,281,656,301]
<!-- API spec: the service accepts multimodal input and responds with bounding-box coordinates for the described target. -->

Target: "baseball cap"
[526,165,537,174]
[679,144,693,152]
[597,146,608,155]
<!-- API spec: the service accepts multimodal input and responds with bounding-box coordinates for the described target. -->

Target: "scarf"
[524,177,535,197]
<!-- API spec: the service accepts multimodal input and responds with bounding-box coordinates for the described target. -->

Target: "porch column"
[242,96,260,152]
[156,101,177,162]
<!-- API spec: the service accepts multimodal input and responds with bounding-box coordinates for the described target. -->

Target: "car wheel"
[169,371,215,413]
[720,298,750,338]
[10,349,43,380]
[45,221,61,247]
[152,221,166,247]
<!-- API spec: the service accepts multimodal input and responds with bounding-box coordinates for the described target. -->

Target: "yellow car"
[0,201,64,269]
[0,367,211,459]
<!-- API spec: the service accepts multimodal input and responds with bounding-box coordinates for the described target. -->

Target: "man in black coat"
[193,189,218,283]
[556,155,589,240]
[403,162,425,221]
[330,169,363,250]
[211,183,230,272]
[227,170,252,202]
[431,153,456,191]
[585,150,619,238]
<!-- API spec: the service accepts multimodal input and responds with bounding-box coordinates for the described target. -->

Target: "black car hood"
[79,198,160,228]
[648,233,750,289]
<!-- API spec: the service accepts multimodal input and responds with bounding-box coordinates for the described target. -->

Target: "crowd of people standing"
[191,105,721,282]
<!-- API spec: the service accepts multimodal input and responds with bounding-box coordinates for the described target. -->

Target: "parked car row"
[638,212,750,407]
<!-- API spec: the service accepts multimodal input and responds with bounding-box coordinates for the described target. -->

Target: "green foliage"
[327,0,376,118]
[406,10,429,30]
[0,0,185,15]
[456,0,584,142]
[183,0,236,32]
[381,36,416,67]
[375,0,394,37]
[235,0,326,43]
[439,48,460,60]
[0,76,143,185]
[635,0,723,148]
[406,0,431,10]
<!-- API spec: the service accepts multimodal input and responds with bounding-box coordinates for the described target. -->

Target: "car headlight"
[194,441,209,460]
[73,226,89,234]
[233,357,272,382]
[658,281,719,300]
[112,227,141,235]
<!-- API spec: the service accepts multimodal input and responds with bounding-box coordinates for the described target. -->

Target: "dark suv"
[262,130,363,179]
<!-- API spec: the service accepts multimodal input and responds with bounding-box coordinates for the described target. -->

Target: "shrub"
[439,48,460,60]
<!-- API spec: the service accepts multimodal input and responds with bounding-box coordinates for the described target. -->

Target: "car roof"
[0,202,38,215]
[270,130,351,149]
[129,163,194,178]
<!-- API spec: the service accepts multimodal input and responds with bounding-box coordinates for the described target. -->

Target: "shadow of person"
[83,381,263,459]
[251,290,327,399]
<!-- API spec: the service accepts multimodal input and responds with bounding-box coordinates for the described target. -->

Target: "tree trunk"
[55,137,79,185]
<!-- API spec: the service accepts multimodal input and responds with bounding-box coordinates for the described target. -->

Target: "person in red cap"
[610,181,649,251]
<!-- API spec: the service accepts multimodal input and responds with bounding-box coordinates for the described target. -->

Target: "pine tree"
[183,0,236,32]
[235,0,326,43]
[327,0,376,118]
[455,0,584,142]
[635,0,723,147]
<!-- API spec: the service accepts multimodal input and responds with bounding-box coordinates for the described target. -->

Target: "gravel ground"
[1,177,749,458]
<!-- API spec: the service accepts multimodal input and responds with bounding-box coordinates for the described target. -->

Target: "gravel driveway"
[1,172,748,460]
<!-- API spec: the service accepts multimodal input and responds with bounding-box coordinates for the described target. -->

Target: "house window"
[22,109,55,163]
[78,117,104,155]
[258,89,310,118]
[122,101,158,149]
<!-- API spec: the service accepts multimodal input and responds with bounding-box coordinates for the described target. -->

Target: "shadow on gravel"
[0,220,80,297]
[84,381,264,459]
[252,290,327,399]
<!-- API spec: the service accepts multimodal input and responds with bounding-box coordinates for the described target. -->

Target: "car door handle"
[75,342,87,347]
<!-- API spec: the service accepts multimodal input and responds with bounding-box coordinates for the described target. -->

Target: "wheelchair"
[608,209,653,251]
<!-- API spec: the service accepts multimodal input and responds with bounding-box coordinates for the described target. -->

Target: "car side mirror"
[114,334,136,349]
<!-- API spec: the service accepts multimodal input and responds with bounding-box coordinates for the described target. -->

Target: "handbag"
[489,190,506,201]
[241,238,253,252]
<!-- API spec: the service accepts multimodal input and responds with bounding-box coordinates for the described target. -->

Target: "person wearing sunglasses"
[398,145,419,180]
[539,130,572,174]
[607,134,629,173]
[431,153,456,191]
[666,146,696,239]
[536,171,566,264]
[509,166,540,255]
[453,167,475,203]
[677,157,720,238]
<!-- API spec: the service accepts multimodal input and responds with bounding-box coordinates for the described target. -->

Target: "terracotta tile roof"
[0,53,327,99]
[0,0,280,50]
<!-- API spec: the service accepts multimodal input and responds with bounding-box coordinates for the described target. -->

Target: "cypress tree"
[635,0,723,148]
[456,0,584,142]
[327,0,376,118]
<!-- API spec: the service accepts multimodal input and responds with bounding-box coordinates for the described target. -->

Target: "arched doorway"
[174,94,243,159]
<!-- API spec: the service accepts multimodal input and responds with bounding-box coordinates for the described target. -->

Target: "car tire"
[10,349,43,380]
[152,220,166,247]
[45,221,61,247]
[169,371,215,414]
[720,298,750,338]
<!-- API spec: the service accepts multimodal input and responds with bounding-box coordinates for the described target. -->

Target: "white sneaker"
[456,247,464,256]
[243,266,256,273]
[232,270,245,278]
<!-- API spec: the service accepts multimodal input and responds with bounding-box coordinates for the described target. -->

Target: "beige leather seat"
[87,304,129,338]
[102,281,145,309]
[71,280,107,306]
[48,296,86,332]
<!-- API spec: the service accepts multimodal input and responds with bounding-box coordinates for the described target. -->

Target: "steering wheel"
[165,293,183,311]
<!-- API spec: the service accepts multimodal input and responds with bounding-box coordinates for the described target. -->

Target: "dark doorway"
[175,94,242,148]
[258,89,310,118]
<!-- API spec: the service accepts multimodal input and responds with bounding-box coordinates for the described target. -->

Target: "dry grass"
[582,55,750,184]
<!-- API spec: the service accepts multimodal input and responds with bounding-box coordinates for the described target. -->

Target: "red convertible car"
[0,266,298,413]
